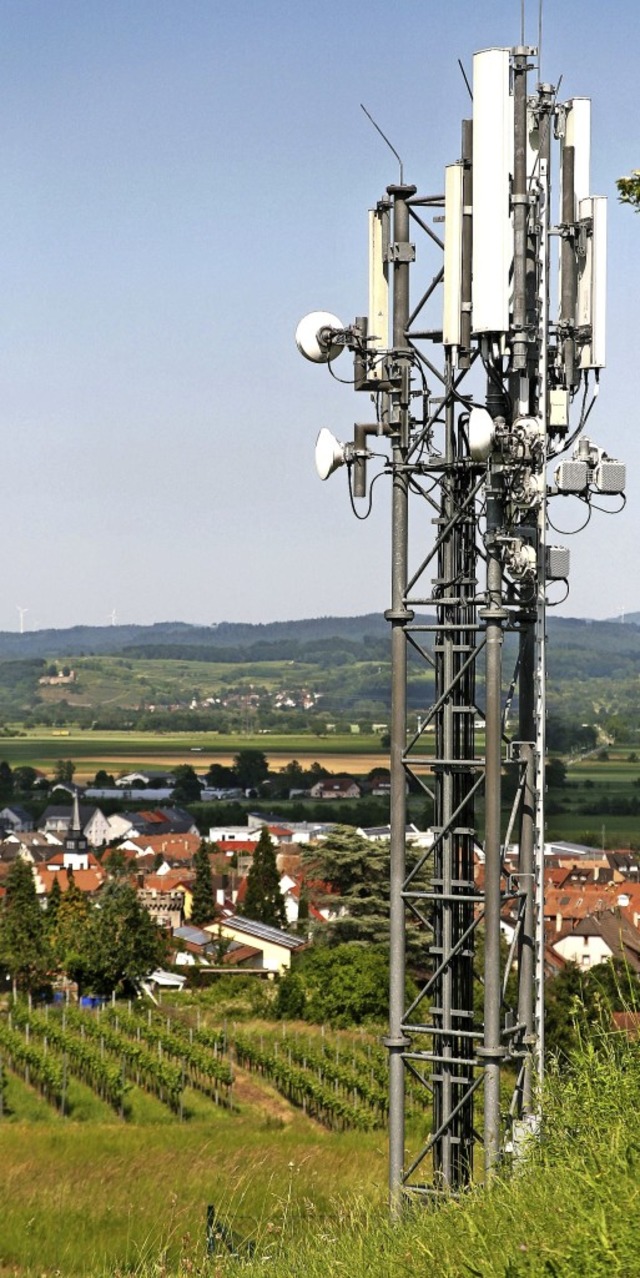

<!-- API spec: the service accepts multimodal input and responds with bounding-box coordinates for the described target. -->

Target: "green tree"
[46,873,62,930]
[296,943,391,1026]
[172,764,202,804]
[87,882,168,997]
[102,847,130,879]
[544,957,640,1059]
[243,827,287,929]
[191,841,216,926]
[13,766,38,794]
[274,969,306,1019]
[546,757,567,789]
[0,858,49,995]
[53,759,76,786]
[51,877,93,992]
[94,769,115,788]
[205,762,236,788]
[302,826,391,946]
[233,749,269,791]
[0,760,14,801]
[617,170,640,211]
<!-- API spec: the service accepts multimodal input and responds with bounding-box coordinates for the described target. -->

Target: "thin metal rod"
[481,467,506,1179]
[386,184,415,1217]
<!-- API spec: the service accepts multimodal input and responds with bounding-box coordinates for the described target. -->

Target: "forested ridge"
[0,614,639,741]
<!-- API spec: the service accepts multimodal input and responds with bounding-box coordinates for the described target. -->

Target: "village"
[1,759,640,1008]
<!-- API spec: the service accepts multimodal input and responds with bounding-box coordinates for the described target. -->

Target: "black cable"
[346,463,387,520]
[547,581,570,607]
[547,501,592,535]
[589,493,626,515]
[327,360,357,386]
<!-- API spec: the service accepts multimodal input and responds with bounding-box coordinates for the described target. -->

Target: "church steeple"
[64,789,88,860]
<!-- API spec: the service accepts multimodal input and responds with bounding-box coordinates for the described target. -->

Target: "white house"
[551,910,640,971]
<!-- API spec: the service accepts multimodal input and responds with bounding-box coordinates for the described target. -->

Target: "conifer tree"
[47,874,62,929]
[191,841,216,926]
[302,825,390,946]
[243,827,287,929]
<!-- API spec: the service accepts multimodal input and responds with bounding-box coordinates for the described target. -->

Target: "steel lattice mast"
[296,43,623,1208]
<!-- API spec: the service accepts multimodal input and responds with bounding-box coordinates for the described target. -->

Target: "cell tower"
[296,45,625,1207]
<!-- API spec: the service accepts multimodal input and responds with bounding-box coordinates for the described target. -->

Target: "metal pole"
[480,468,506,1177]
[386,182,416,1215]
[560,142,577,389]
[516,617,536,1115]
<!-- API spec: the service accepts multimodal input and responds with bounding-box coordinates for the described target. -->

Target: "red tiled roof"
[128,833,201,857]
[222,943,261,965]
[39,868,105,894]
[143,871,193,892]
[214,841,257,855]
[46,851,102,870]
[544,884,614,920]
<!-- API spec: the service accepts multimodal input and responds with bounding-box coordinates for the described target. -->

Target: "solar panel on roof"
[224,914,304,949]
[174,925,212,945]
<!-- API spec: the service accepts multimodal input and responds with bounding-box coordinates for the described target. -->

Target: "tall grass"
[3,1029,640,1275]
[202,1029,640,1278]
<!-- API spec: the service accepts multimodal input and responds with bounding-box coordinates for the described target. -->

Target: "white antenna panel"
[471,48,513,334]
[368,205,389,373]
[564,97,591,208]
[577,195,607,369]
[443,163,464,348]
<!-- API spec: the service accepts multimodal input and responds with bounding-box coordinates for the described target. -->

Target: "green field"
[545,749,640,846]
[0,728,394,778]
[1,729,639,845]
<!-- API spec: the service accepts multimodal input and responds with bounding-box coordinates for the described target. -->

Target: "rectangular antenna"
[471,48,513,334]
[443,163,464,350]
[368,202,390,377]
[577,195,607,368]
[564,97,591,207]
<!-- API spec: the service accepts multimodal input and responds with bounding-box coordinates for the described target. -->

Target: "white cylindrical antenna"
[471,48,513,335]
[443,162,464,349]
[577,195,607,368]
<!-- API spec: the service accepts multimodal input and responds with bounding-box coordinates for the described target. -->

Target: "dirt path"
[230,1063,296,1124]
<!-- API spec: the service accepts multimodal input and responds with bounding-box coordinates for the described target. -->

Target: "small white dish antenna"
[468,406,496,461]
[295,311,345,363]
[315,428,346,480]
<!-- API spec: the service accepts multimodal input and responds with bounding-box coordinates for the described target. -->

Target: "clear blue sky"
[0,0,637,629]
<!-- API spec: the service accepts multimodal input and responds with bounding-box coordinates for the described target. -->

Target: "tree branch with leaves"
[617,171,640,212]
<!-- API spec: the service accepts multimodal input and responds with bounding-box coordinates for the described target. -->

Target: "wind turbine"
[16,605,28,634]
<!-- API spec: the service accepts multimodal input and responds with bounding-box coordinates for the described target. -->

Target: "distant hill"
[0,616,393,660]
[0,612,637,661]
[0,612,637,666]
[0,612,637,737]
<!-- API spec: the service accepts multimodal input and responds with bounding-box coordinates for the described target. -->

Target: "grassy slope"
[3,1030,639,1277]
[209,1031,640,1278]
[0,1020,387,1277]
